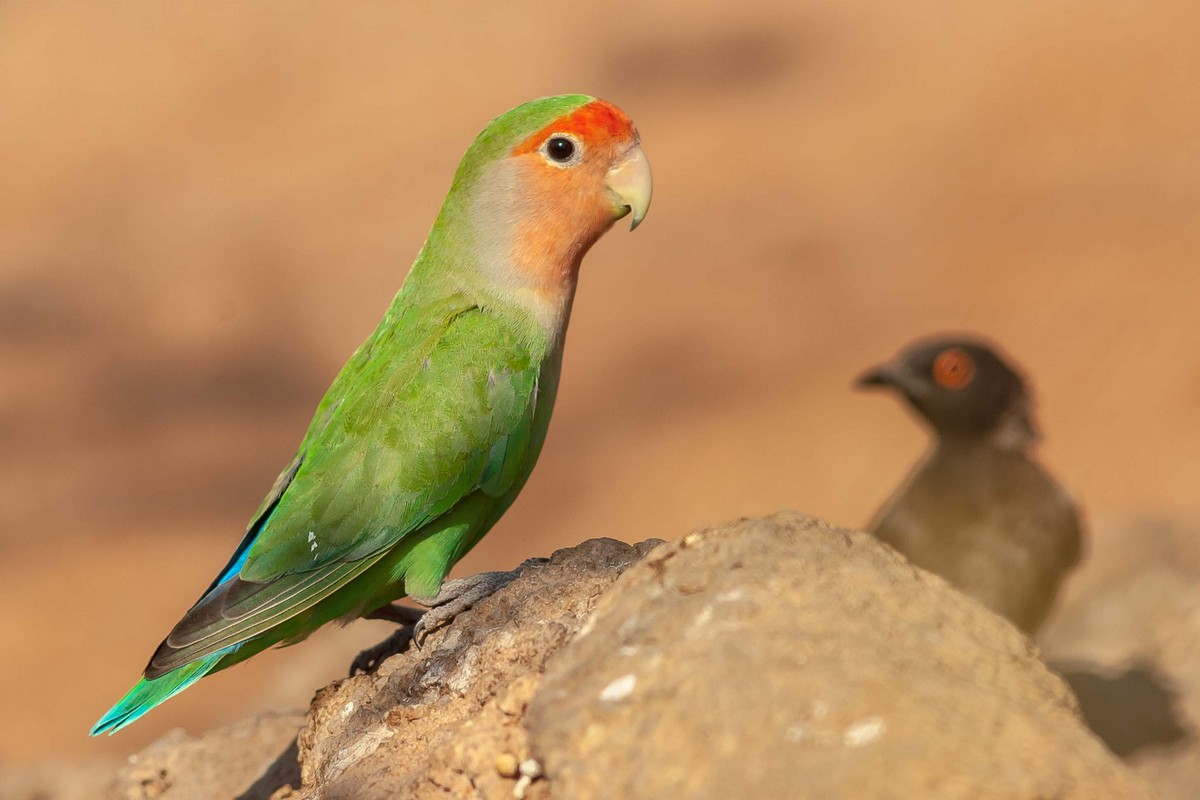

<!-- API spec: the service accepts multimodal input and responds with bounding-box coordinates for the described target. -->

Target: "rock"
[97,514,1154,799]
[106,710,303,800]
[527,513,1153,799]
[1041,516,1200,799]
[279,536,662,800]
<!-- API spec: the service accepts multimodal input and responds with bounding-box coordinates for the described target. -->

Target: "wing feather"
[145,301,546,677]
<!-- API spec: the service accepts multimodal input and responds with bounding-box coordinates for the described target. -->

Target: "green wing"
[145,299,545,677]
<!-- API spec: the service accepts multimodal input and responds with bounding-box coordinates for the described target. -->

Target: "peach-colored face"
[505,100,642,287]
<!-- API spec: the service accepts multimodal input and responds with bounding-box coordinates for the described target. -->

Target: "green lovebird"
[92,95,652,735]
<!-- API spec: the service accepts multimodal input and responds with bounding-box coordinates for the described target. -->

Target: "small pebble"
[495,753,519,778]
[512,758,544,798]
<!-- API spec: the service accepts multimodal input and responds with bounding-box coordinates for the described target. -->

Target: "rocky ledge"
[105,513,1154,799]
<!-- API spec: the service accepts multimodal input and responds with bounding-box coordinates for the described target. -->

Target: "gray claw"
[408,557,548,647]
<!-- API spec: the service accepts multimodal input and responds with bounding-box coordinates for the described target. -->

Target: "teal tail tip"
[90,654,223,736]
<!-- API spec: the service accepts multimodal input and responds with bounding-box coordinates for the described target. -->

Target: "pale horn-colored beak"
[605,143,652,230]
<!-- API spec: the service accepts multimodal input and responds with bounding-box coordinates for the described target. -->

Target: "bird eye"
[542,134,580,165]
[932,348,975,390]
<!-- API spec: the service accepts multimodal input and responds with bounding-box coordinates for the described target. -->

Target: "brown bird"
[857,336,1083,634]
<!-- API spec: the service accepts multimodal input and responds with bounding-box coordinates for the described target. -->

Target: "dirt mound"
[97,515,1150,799]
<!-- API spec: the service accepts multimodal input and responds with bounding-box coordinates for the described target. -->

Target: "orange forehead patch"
[512,100,634,156]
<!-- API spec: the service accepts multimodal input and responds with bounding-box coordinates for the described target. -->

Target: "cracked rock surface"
[106,514,1152,799]
[275,536,661,800]
[528,512,1152,799]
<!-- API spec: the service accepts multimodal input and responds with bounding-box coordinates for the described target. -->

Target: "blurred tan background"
[2,0,1199,770]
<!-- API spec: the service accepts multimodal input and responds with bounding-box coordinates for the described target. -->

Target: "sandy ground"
[2,0,1199,766]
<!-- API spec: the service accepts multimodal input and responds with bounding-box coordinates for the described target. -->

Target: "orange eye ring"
[933,348,975,390]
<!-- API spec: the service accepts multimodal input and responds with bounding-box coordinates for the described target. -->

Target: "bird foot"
[410,557,548,648]
[363,602,426,626]
[348,558,546,673]
[349,624,417,676]
[348,603,426,675]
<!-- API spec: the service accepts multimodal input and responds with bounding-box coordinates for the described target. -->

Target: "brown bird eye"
[933,348,975,390]
[546,136,576,162]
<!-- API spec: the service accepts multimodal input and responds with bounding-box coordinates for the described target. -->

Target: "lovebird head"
[419,94,652,334]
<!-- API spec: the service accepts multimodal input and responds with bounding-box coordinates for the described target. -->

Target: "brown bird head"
[856,336,1038,448]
